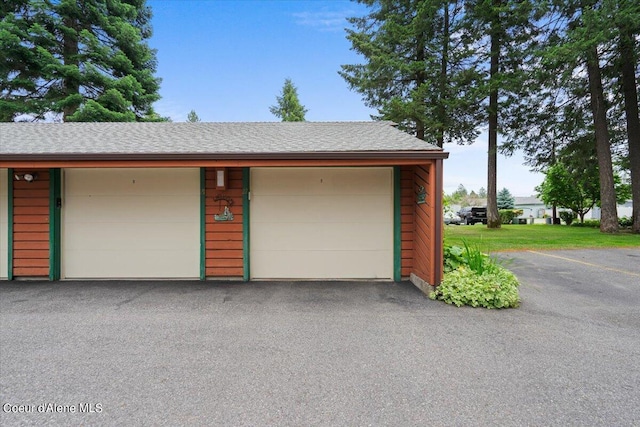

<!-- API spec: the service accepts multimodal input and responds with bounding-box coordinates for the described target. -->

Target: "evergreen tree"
[615,0,640,232]
[497,188,515,209]
[553,0,620,232]
[449,184,468,204]
[0,0,161,122]
[340,0,484,147]
[461,0,539,229]
[187,110,200,122]
[507,0,640,233]
[269,78,307,122]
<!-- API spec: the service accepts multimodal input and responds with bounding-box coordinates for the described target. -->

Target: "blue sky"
[146,0,543,196]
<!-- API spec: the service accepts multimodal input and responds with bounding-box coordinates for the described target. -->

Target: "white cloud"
[291,10,352,32]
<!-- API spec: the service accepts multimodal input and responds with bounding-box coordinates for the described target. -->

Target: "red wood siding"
[205,168,244,277]
[412,164,435,285]
[12,169,49,277]
[400,166,414,277]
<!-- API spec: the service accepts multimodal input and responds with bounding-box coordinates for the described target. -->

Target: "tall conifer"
[0,0,161,122]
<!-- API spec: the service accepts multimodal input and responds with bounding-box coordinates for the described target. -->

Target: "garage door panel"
[252,194,392,223]
[0,169,8,279]
[252,250,392,279]
[64,195,198,223]
[326,168,392,193]
[252,168,392,196]
[65,222,198,251]
[250,167,393,279]
[251,222,391,251]
[64,249,198,279]
[65,168,196,196]
[63,168,199,279]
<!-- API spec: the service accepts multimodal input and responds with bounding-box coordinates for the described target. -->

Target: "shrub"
[619,216,633,228]
[499,209,516,224]
[559,210,577,226]
[460,241,499,274]
[430,266,521,309]
[443,244,465,273]
[571,219,600,228]
[444,241,497,274]
[436,241,521,308]
[499,209,523,224]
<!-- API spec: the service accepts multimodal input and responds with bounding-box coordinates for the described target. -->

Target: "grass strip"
[444,224,640,253]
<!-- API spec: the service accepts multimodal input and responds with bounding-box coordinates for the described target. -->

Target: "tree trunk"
[436,0,450,148]
[415,10,426,142]
[619,27,640,233]
[62,16,80,121]
[586,45,618,233]
[551,141,557,223]
[486,13,501,229]
[416,120,425,141]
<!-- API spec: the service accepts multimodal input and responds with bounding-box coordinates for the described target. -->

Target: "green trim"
[393,166,402,282]
[49,168,61,281]
[7,169,14,281]
[242,167,250,281]
[200,168,206,280]
[433,160,444,287]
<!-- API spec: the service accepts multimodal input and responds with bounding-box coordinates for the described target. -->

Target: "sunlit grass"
[444,224,640,253]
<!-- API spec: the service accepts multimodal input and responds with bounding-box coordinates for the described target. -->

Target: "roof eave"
[1,150,449,162]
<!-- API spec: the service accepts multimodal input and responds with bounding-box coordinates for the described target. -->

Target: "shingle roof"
[514,197,543,205]
[0,121,444,158]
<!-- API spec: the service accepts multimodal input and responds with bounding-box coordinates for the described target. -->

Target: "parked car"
[457,206,488,225]
[444,215,461,225]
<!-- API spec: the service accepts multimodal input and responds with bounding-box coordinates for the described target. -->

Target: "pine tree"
[531,0,622,232]
[461,0,538,229]
[497,188,515,209]
[269,78,307,122]
[187,110,200,122]
[0,0,161,122]
[340,0,484,147]
[615,0,640,232]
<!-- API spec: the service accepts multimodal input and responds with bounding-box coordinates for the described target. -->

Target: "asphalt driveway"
[1,248,639,426]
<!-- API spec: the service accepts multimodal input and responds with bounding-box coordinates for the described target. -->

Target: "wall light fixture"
[14,172,39,182]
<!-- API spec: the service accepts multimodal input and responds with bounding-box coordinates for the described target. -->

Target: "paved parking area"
[1,248,639,426]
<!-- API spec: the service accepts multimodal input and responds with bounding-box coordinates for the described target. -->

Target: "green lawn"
[444,224,640,252]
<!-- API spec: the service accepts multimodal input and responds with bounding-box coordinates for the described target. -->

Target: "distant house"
[515,196,633,221]
[0,121,448,294]
[591,201,633,220]
[514,197,547,219]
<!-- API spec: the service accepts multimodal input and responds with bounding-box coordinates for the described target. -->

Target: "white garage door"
[63,168,199,279]
[0,169,8,279]
[250,167,393,279]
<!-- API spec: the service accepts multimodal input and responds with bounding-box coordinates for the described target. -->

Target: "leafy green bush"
[571,219,600,228]
[499,209,523,224]
[430,266,521,308]
[577,218,635,228]
[619,216,633,228]
[499,209,516,224]
[443,244,465,273]
[437,241,521,308]
[559,210,577,226]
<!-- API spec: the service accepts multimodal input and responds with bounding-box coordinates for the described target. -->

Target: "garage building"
[0,122,448,293]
